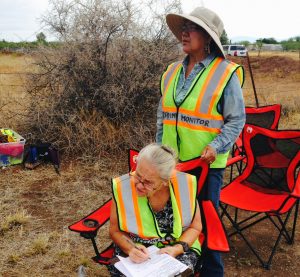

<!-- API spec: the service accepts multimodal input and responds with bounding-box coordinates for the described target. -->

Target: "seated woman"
[108,143,202,276]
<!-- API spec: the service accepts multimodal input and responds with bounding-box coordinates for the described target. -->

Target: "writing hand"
[200,145,216,165]
[129,244,150,263]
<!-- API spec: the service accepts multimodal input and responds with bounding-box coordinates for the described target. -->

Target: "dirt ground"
[0,52,299,276]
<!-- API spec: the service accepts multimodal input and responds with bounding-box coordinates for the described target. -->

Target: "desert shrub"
[25,0,181,159]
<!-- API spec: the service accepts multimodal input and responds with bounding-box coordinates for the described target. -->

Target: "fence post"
[246,52,259,107]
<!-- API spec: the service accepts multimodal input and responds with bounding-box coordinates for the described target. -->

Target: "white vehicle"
[223,45,247,57]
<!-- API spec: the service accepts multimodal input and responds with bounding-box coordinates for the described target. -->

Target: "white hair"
[137,143,177,180]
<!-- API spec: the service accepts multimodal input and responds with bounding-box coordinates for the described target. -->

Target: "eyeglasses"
[129,170,155,190]
[160,145,173,155]
[181,23,202,33]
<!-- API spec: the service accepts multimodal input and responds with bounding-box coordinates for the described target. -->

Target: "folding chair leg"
[229,213,267,237]
[237,159,243,175]
[290,199,299,243]
[268,215,292,244]
[267,200,299,245]
[234,208,239,223]
[220,204,295,269]
[220,203,227,219]
[229,164,234,182]
[228,159,244,183]
[91,237,101,257]
[264,208,295,269]
[220,206,269,268]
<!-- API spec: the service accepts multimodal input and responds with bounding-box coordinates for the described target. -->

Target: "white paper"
[114,245,188,277]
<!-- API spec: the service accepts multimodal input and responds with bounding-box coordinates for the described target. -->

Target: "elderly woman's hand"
[128,244,150,263]
[158,245,183,257]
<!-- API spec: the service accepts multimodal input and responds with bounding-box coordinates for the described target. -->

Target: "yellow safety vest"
[161,57,244,168]
[112,171,201,255]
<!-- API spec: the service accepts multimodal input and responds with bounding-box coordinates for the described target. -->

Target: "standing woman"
[156,7,246,277]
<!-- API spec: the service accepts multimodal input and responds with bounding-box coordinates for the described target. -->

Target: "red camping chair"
[69,149,229,270]
[226,104,282,181]
[220,124,300,269]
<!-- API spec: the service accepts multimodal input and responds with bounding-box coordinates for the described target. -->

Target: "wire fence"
[0,70,299,130]
[0,71,299,101]
[1,72,299,91]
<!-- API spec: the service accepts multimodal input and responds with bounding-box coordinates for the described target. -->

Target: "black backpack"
[24,142,60,174]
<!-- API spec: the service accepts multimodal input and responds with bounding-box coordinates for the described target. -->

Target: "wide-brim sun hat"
[166,7,225,58]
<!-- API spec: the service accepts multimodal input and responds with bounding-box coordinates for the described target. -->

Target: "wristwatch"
[173,241,189,252]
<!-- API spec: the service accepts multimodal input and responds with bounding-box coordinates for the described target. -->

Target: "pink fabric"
[0,143,24,157]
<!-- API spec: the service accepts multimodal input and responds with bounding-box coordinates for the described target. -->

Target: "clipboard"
[113,245,194,277]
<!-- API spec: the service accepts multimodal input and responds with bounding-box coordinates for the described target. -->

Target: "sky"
[0,0,299,42]
[0,0,48,42]
[182,0,300,42]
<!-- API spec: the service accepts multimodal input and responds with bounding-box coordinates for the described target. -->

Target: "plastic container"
[0,128,26,167]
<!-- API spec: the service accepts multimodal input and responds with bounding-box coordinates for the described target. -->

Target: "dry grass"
[0,53,35,130]
[0,53,35,96]
[249,50,300,61]
[0,162,121,276]
[0,52,299,276]
[0,209,31,235]
[229,54,300,129]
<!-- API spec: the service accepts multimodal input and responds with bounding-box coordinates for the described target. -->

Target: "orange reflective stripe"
[172,176,183,220]
[163,119,177,125]
[165,63,181,93]
[162,63,182,103]
[162,106,177,113]
[164,63,175,77]
[178,121,221,133]
[236,67,243,85]
[187,175,194,215]
[178,108,223,120]
[208,63,235,114]
[161,65,173,91]
[229,62,243,86]
[195,58,222,112]
[116,177,128,232]
[130,180,144,237]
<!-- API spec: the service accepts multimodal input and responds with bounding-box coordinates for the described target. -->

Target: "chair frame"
[221,124,300,269]
[226,104,282,182]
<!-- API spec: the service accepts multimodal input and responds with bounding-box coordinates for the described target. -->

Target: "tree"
[238,40,250,48]
[220,30,229,45]
[256,39,263,56]
[27,0,182,158]
[36,32,47,44]
[281,38,300,51]
[261,37,277,44]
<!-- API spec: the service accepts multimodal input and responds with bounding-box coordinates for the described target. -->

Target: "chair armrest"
[290,151,300,197]
[201,200,229,252]
[226,155,246,167]
[69,199,112,235]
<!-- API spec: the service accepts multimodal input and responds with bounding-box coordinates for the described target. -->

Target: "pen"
[122,235,151,259]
